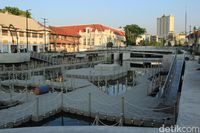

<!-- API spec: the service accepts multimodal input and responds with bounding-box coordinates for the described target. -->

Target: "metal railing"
[158,54,177,99]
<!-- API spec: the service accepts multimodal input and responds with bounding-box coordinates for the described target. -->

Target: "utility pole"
[184,6,188,44]
[189,25,192,34]
[26,9,31,52]
[41,18,47,52]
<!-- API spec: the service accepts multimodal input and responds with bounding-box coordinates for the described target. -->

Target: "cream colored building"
[0,12,50,53]
[157,15,174,39]
[56,24,125,51]
[175,32,186,45]
[136,34,158,45]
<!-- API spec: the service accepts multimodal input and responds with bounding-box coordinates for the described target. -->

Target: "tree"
[0,6,32,18]
[106,42,113,48]
[167,41,172,46]
[124,24,146,46]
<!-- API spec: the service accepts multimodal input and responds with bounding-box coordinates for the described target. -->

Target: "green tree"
[106,42,113,48]
[0,6,32,18]
[124,24,146,46]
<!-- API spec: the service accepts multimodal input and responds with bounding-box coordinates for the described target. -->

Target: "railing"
[0,53,30,63]
[158,54,177,99]
[30,52,58,65]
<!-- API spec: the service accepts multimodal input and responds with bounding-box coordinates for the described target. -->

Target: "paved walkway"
[0,126,160,133]
[177,60,200,127]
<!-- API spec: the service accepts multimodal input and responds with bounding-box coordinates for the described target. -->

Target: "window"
[61,36,65,40]
[39,33,43,38]
[32,33,38,38]
[11,32,17,36]
[83,38,86,45]
[19,32,24,37]
[3,40,8,44]
[27,33,31,37]
[2,30,8,36]
[20,41,24,44]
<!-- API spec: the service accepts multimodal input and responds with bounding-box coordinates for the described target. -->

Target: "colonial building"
[49,26,80,52]
[54,24,125,51]
[0,12,50,53]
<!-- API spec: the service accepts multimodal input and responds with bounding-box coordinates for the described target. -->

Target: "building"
[157,15,174,39]
[175,32,186,45]
[54,24,125,51]
[136,34,146,45]
[136,34,158,45]
[187,29,200,53]
[0,12,50,53]
[150,35,159,43]
[49,26,80,52]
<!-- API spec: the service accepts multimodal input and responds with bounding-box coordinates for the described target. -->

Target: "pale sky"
[0,0,199,34]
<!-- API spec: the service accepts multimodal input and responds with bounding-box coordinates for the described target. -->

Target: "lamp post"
[26,9,31,53]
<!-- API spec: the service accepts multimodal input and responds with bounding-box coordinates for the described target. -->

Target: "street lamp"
[26,9,31,53]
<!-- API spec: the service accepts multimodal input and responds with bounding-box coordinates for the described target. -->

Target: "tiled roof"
[187,30,200,38]
[49,26,80,37]
[52,24,125,36]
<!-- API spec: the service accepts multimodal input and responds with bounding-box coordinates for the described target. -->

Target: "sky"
[0,0,199,34]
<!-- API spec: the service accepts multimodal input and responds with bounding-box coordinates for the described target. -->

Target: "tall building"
[157,15,174,39]
[54,24,125,51]
[0,12,50,53]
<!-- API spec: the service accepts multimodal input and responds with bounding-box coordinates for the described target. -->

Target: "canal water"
[106,84,127,96]
[18,112,93,127]
[17,112,120,127]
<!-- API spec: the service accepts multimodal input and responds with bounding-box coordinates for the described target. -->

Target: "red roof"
[187,30,200,38]
[49,26,80,37]
[51,24,125,36]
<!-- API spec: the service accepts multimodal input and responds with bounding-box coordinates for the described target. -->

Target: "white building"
[157,15,174,39]
[55,24,125,51]
[136,34,158,45]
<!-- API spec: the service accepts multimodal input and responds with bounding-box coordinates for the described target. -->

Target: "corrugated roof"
[0,12,46,31]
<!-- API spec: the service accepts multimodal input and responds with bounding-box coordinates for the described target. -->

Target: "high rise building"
[157,15,174,39]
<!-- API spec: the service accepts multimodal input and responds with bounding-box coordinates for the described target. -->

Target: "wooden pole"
[88,92,91,116]
[121,97,124,126]
[36,96,39,120]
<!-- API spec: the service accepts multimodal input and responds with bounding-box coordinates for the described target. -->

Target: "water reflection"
[42,116,91,126]
[103,84,127,96]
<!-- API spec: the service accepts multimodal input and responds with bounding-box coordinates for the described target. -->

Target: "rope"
[92,98,120,106]
[125,100,173,111]
[124,109,174,121]
[98,119,120,126]
[63,96,87,102]
[1,93,25,101]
